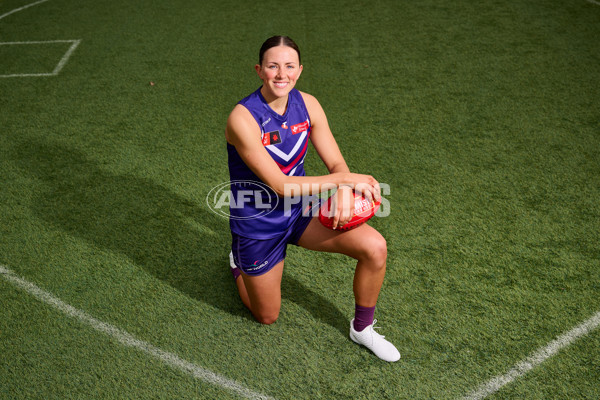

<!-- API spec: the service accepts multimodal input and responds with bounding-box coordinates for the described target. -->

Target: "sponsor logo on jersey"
[291,120,309,134]
[248,259,269,271]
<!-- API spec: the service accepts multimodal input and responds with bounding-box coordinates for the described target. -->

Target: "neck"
[261,87,289,116]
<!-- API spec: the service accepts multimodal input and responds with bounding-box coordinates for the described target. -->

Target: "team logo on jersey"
[262,130,282,146]
[291,121,309,134]
[281,121,288,129]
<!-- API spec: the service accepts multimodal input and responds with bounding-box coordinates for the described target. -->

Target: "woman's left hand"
[331,185,355,229]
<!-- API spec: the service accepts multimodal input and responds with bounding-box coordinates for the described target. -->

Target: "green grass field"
[1,0,599,399]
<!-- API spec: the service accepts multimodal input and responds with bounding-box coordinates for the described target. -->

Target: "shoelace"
[371,319,385,338]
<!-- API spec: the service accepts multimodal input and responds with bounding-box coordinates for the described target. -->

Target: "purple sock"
[353,304,376,332]
[231,267,241,281]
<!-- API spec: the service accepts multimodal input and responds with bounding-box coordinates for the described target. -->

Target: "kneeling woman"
[225,36,399,362]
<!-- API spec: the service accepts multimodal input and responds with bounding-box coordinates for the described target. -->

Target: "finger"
[332,212,340,229]
[355,183,372,203]
[373,181,381,202]
[332,198,342,229]
[330,195,339,229]
[337,201,349,228]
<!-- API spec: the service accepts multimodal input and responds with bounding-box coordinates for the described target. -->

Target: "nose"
[275,67,285,79]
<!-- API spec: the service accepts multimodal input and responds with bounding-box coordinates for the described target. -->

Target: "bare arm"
[226,95,380,228]
[226,104,358,197]
[301,92,381,201]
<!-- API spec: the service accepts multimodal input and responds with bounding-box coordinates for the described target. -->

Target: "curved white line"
[0,0,50,21]
[0,264,275,400]
[462,310,600,399]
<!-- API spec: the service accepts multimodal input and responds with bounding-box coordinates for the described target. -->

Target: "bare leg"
[296,218,400,362]
[235,260,285,325]
[296,218,387,307]
[235,273,251,310]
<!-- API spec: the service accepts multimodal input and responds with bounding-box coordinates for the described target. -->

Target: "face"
[255,45,303,101]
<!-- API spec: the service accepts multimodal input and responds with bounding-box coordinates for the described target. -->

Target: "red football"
[319,191,381,231]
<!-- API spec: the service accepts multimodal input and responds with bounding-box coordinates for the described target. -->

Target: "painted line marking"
[0,39,81,78]
[586,0,600,5]
[0,264,275,400]
[51,39,81,75]
[462,310,600,400]
[0,0,49,21]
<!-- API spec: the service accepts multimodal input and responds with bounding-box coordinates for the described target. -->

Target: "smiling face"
[255,45,303,105]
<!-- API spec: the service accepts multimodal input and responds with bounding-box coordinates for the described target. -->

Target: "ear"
[255,64,263,78]
[298,64,303,78]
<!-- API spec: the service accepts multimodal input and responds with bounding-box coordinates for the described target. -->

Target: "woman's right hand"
[341,173,381,203]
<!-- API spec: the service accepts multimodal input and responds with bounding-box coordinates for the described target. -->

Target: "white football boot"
[349,319,401,362]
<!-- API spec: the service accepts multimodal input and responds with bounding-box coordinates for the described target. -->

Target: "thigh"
[296,217,385,260]
[240,259,285,323]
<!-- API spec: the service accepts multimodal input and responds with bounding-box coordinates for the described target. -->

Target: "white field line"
[52,39,81,74]
[0,0,49,21]
[0,264,275,400]
[0,40,81,78]
[462,310,600,400]
[586,0,600,5]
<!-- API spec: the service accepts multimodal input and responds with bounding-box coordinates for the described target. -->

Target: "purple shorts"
[230,201,318,276]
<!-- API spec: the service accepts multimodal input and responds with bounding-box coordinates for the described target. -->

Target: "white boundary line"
[586,0,600,6]
[462,310,600,400]
[0,39,81,78]
[51,39,81,75]
[0,264,275,400]
[0,0,49,21]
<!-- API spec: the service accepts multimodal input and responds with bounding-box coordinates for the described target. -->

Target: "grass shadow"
[13,138,350,333]
[13,139,247,317]
[283,275,349,336]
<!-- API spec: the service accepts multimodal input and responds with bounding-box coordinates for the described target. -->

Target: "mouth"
[273,81,288,88]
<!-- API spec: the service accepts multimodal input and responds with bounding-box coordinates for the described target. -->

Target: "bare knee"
[360,233,387,269]
[253,311,280,325]
[371,236,388,268]
[251,304,281,325]
[239,260,284,326]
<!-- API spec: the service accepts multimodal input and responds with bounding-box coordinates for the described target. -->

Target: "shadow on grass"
[14,139,243,315]
[283,276,349,336]
[14,139,347,334]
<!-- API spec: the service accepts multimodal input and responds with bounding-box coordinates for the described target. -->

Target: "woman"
[225,36,400,362]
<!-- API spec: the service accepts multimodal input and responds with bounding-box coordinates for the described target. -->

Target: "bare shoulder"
[298,90,327,122]
[226,104,259,144]
[299,90,320,109]
[227,104,254,125]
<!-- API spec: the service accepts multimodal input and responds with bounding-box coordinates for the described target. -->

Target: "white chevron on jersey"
[266,130,308,162]
[288,160,304,176]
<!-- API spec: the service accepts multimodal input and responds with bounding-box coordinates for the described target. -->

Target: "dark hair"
[258,36,301,65]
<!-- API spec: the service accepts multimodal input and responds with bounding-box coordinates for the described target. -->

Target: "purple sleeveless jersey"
[227,87,312,239]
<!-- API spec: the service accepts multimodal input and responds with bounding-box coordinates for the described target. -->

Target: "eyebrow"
[267,62,298,66]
